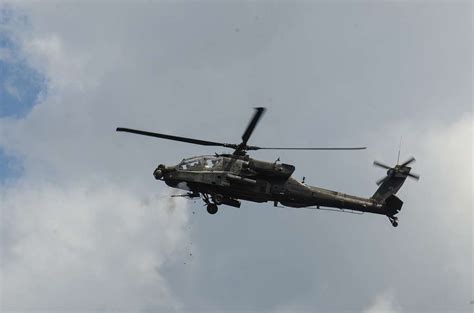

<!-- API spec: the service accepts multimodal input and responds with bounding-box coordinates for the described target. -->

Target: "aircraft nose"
[153,164,166,180]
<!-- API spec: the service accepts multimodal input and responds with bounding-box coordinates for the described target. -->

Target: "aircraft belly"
[165,171,271,202]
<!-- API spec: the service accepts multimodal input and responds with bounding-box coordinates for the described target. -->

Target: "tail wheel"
[388,216,399,227]
[207,204,218,215]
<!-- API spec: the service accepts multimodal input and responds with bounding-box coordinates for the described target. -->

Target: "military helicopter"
[117,108,419,227]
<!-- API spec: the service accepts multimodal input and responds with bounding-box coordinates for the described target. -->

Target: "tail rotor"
[373,156,420,186]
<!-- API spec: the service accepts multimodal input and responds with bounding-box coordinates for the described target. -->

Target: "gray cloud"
[1,182,188,311]
[363,290,400,313]
[0,1,472,312]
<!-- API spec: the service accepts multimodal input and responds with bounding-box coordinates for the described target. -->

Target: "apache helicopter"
[117,108,419,227]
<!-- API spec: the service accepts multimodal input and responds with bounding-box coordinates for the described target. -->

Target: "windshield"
[178,156,223,171]
[178,157,202,170]
[204,157,223,170]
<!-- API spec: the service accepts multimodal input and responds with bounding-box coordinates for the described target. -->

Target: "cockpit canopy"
[177,155,223,171]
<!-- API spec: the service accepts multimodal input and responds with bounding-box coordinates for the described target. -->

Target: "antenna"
[397,137,402,165]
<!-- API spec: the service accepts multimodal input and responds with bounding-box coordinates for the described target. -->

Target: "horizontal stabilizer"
[384,194,403,216]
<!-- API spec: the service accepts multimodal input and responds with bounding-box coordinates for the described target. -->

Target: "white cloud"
[363,290,400,313]
[23,34,95,91]
[0,2,471,312]
[1,5,192,311]
[418,116,473,286]
[1,180,189,312]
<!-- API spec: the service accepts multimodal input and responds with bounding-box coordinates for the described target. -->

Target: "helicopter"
[117,107,419,227]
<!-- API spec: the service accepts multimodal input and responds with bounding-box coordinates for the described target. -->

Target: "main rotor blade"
[116,127,233,147]
[248,146,366,151]
[400,156,416,167]
[407,172,420,180]
[241,107,266,145]
[373,160,392,170]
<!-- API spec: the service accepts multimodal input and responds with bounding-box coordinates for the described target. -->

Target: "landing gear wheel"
[389,216,399,227]
[213,194,224,205]
[207,204,218,215]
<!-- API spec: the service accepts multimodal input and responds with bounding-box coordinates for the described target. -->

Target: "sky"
[0,7,44,179]
[0,1,472,313]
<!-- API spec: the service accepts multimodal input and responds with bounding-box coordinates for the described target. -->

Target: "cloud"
[23,34,99,92]
[1,180,189,312]
[363,290,400,313]
[0,2,472,312]
[1,5,192,312]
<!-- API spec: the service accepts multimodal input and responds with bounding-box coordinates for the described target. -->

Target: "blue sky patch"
[0,34,46,118]
[0,6,46,182]
[0,147,23,182]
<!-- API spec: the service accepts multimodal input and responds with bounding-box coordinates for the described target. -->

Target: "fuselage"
[155,154,389,216]
[117,107,411,227]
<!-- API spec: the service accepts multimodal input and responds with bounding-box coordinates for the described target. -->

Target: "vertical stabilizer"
[372,174,408,202]
[371,157,420,203]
